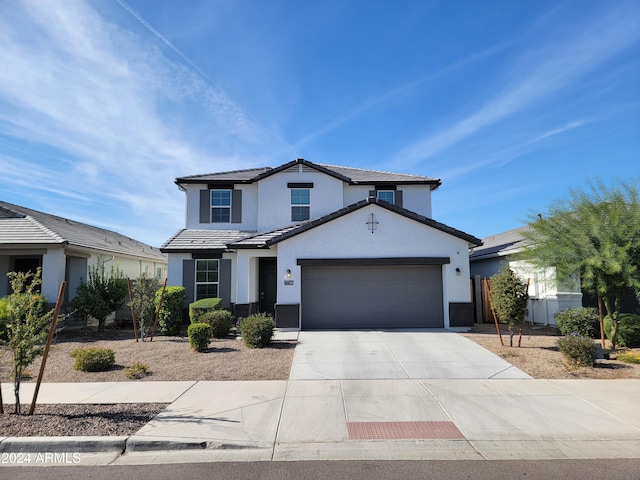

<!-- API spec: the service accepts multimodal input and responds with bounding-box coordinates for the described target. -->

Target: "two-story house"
[161,158,482,330]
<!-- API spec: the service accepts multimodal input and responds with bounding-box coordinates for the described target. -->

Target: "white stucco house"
[0,201,167,305]
[161,158,482,330]
[469,227,583,325]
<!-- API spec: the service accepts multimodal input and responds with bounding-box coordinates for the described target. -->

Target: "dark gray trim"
[275,304,300,328]
[449,302,475,327]
[234,303,259,319]
[191,252,223,259]
[199,190,210,224]
[219,259,232,308]
[182,259,195,305]
[297,257,450,266]
[375,185,397,191]
[368,190,376,198]
[288,182,314,188]
[395,190,403,208]
[208,183,235,190]
[231,190,242,223]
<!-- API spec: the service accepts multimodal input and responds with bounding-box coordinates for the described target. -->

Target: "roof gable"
[229,197,481,248]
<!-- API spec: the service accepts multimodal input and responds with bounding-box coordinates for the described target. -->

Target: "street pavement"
[1,330,639,466]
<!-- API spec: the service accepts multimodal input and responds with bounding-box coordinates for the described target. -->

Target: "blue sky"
[0,0,638,248]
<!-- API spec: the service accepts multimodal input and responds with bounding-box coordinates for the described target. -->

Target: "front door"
[258,257,277,316]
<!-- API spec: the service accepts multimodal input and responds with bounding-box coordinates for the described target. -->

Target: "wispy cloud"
[0,0,287,245]
[391,4,640,169]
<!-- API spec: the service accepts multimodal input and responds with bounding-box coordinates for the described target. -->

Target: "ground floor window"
[195,259,219,300]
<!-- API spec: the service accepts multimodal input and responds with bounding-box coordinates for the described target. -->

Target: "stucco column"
[41,248,66,302]
[235,252,251,304]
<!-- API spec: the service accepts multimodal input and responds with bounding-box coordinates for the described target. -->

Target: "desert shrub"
[617,351,640,364]
[125,361,149,379]
[201,309,234,338]
[70,347,115,372]
[239,313,275,348]
[189,298,222,323]
[557,333,596,367]
[128,275,160,341]
[554,307,600,338]
[155,286,185,336]
[604,314,640,348]
[187,322,212,352]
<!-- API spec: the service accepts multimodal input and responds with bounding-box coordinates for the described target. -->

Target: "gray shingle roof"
[0,201,166,261]
[161,229,253,252]
[175,158,441,188]
[469,226,530,260]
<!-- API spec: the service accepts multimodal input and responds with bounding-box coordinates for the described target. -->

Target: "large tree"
[521,178,640,348]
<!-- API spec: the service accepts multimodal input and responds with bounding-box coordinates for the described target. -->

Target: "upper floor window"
[377,190,395,204]
[291,189,310,221]
[195,259,219,300]
[211,190,231,223]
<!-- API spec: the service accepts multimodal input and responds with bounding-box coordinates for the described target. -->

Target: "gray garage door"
[301,265,444,329]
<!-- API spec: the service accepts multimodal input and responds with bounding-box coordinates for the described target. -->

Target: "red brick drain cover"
[347,421,465,440]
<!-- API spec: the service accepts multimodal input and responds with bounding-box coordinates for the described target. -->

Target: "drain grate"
[347,421,465,440]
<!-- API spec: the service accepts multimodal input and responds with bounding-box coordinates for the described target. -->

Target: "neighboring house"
[0,201,167,306]
[161,158,482,329]
[469,227,582,325]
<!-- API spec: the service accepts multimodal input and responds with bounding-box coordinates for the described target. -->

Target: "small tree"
[71,259,128,332]
[3,269,52,414]
[128,274,160,341]
[490,266,529,347]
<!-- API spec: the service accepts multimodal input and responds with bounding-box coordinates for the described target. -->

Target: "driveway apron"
[289,329,530,380]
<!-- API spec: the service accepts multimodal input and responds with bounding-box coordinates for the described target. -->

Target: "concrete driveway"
[289,329,530,380]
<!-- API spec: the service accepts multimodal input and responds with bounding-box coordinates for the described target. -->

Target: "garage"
[300,263,444,329]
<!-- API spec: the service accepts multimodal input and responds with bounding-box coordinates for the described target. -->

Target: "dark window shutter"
[395,190,403,207]
[182,259,195,305]
[219,259,232,307]
[199,190,210,224]
[368,190,376,199]
[231,190,242,224]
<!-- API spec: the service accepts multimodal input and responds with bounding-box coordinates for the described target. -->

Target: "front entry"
[258,257,277,316]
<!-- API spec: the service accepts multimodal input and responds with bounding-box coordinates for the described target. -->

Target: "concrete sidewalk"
[1,378,639,465]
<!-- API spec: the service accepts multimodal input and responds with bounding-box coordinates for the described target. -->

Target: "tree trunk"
[98,317,106,332]
[13,368,21,415]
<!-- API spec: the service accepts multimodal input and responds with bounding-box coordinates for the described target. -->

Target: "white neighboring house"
[469,227,583,326]
[161,158,482,330]
[0,201,167,306]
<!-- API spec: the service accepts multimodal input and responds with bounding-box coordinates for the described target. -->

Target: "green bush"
[239,313,275,348]
[557,333,596,367]
[201,309,234,338]
[189,298,222,323]
[70,347,116,372]
[554,307,600,338]
[125,361,149,379]
[187,322,212,352]
[155,286,186,336]
[604,314,640,347]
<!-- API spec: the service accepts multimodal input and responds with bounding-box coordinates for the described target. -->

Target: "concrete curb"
[0,436,128,453]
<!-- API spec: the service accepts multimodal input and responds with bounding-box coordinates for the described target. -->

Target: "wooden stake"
[485,278,504,346]
[517,278,531,348]
[128,278,139,342]
[29,281,66,415]
[150,278,167,342]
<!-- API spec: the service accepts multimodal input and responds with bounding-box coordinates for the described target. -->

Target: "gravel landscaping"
[0,323,638,437]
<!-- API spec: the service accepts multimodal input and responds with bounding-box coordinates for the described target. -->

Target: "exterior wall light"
[284,269,294,285]
[455,267,461,276]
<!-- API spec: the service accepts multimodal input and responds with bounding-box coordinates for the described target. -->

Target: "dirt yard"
[461,323,640,379]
